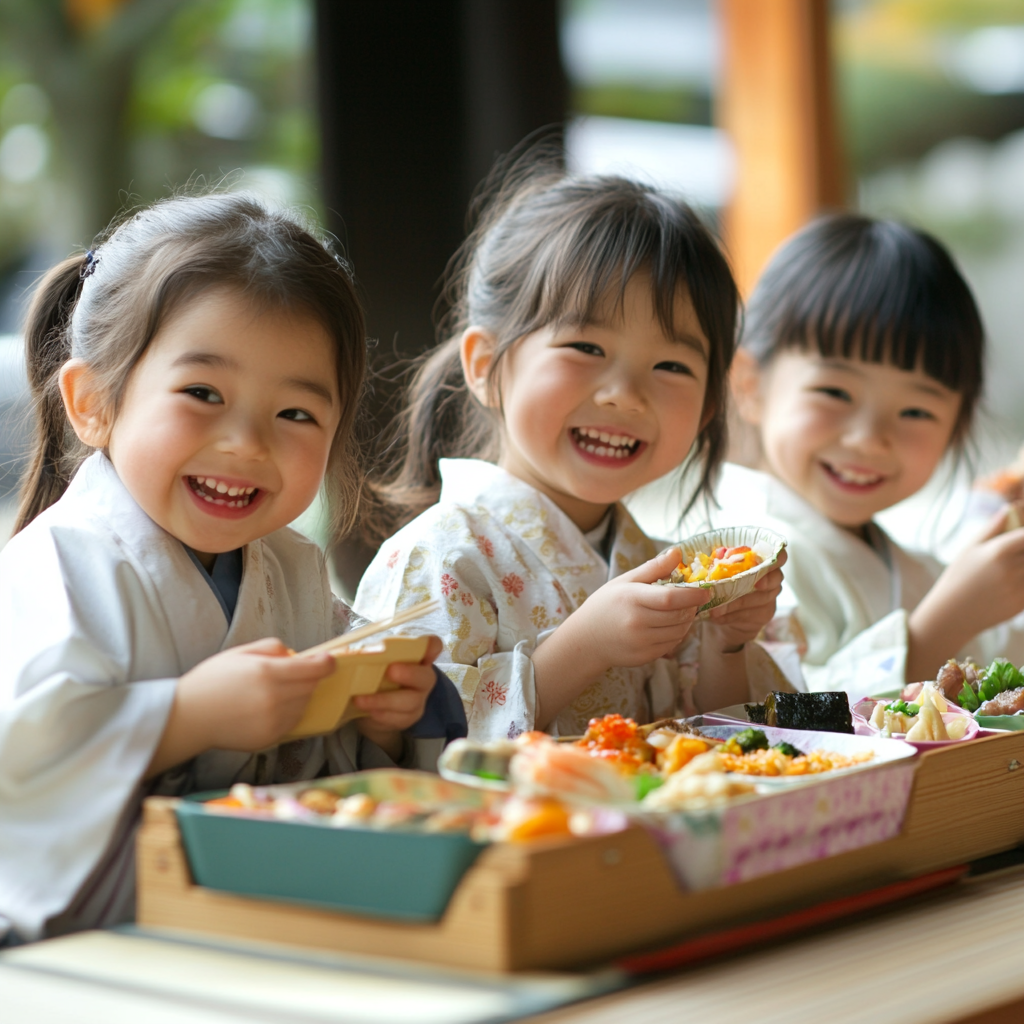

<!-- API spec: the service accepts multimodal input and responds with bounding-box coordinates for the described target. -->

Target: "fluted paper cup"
[654,526,787,619]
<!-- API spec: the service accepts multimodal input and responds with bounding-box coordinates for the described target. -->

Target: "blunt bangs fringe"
[744,215,984,443]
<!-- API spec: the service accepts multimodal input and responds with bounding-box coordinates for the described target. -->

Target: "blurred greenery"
[571,82,711,126]
[0,0,317,286]
[835,0,1024,174]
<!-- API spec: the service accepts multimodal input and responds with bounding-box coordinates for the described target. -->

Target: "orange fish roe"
[575,713,655,773]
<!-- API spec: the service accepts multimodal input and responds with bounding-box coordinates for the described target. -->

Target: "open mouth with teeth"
[571,427,643,462]
[820,461,885,490]
[187,476,260,510]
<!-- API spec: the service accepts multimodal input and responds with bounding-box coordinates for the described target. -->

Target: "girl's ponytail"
[14,255,89,533]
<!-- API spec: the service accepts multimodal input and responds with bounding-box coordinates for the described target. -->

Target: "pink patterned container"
[639,726,917,890]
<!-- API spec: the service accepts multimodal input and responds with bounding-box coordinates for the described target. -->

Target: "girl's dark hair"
[16,190,366,538]
[742,213,984,446]
[369,152,739,538]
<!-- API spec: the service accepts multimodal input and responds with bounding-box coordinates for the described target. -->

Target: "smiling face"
[468,274,711,531]
[740,349,962,529]
[101,286,341,563]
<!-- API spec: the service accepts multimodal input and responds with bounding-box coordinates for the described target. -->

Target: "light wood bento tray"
[137,731,1024,972]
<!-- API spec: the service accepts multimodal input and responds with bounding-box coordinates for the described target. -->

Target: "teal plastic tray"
[175,770,490,922]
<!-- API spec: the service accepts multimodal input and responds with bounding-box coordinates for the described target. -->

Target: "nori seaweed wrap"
[744,691,853,733]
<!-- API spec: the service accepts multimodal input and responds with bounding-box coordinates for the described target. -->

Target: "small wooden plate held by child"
[653,526,787,619]
[282,598,438,740]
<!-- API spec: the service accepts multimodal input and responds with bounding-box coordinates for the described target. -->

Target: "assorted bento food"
[666,544,763,584]
[439,714,878,814]
[954,658,1024,716]
[862,684,971,741]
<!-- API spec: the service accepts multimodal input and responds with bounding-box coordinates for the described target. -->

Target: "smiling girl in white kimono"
[691,214,1024,697]
[0,193,454,944]
[355,163,790,741]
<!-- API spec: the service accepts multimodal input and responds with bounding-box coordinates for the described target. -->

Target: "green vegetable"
[885,700,920,717]
[635,773,665,800]
[733,727,769,753]
[474,770,506,781]
[772,741,804,757]
[958,681,981,713]
[978,659,1024,703]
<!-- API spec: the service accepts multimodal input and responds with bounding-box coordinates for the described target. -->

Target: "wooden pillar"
[717,0,846,296]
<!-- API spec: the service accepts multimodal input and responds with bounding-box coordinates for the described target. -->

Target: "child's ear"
[460,327,499,407]
[729,349,766,426]
[59,359,112,447]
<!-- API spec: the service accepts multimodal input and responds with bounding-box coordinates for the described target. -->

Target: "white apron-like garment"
[688,463,1024,697]
[354,459,792,741]
[0,453,378,943]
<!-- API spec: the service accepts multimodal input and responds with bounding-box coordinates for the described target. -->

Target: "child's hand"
[705,548,787,650]
[147,638,336,777]
[908,507,1024,680]
[353,635,444,759]
[532,547,706,727]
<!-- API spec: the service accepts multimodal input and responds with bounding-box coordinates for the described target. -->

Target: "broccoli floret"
[732,727,769,753]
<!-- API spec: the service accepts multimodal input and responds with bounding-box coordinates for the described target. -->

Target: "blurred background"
[1,0,1023,583]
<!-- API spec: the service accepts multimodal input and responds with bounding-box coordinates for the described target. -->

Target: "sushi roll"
[744,691,854,733]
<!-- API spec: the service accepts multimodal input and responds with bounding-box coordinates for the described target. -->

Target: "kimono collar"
[437,458,656,580]
[63,453,269,665]
[717,462,898,606]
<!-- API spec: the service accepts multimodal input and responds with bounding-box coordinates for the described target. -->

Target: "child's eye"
[813,386,852,402]
[565,342,604,357]
[183,386,223,404]
[654,360,694,377]
[279,408,316,423]
[900,407,936,421]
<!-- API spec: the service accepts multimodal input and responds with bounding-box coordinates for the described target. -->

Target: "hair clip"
[80,250,98,280]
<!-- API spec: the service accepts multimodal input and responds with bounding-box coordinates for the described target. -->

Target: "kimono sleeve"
[0,527,177,941]
[356,520,538,743]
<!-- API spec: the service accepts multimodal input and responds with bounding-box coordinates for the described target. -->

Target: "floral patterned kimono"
[355,459,790,740]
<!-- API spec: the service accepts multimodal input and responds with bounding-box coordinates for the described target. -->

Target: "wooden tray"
[136,731,1024,972]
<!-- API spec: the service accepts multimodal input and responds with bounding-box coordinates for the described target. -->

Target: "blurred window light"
[192,82,261,140]
[230,166,302,211]
[561,0,716,88]
[990,128,1024,219]
[949,26,1024,95]
[566,116,734,209]
[0,83,51,129]
[222,0,311,55]
[0,125,50,184]
[917,137,990,219]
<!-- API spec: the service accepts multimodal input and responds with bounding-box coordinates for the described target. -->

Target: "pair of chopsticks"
[303,598,441,657]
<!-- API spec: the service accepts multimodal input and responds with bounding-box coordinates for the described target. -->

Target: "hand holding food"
[705,548,787,649]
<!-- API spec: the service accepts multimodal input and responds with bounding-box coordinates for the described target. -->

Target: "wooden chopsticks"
[302,598,441,657]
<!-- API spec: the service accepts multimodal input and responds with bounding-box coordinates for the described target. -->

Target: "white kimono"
[0,453,393,944]
[689,463,1024,697]
[354,459,789,741]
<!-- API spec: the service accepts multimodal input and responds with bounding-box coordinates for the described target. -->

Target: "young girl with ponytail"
[0,192,455,945]
[355,159,789,742]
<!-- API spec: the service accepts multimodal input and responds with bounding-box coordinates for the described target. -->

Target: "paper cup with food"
[653,526,787,619]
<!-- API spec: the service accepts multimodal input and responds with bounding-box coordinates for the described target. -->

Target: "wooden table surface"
[4,867,1024,1023]
[526,868,1024,1024]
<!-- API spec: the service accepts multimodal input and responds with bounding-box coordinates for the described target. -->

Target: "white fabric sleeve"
[0,533,177,941]
[800,609,910,699]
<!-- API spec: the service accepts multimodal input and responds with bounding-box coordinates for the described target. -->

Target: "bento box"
[174,771,491,921]
[640,724,917,889]
[138,729,1024,971]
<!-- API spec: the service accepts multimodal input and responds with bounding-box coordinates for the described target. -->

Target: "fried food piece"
[297,789,339,815]
[978,685,1024,716]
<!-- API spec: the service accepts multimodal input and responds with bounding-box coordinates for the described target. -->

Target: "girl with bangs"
[712,214,1024,696]
[355,159,789,741]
